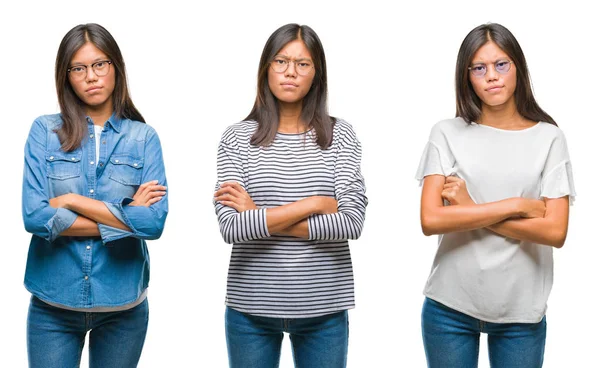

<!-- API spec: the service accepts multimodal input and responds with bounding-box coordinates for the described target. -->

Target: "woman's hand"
[215,182,257,212]
[49,193,73,208]
[130,180,167,207]
[517,198,546,218]
[441,176,475,206]
[315,196,338,214]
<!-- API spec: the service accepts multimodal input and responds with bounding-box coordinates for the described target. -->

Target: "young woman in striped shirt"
[214,23,367,368]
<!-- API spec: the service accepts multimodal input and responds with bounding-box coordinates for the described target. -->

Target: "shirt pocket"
[46,150,82,180]
[108,154,144,186]
[45,150,82,197]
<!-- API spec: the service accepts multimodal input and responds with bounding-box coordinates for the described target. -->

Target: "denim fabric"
[27,296,148,368]
[422,298,546,368]
[225,307,348,368]
[22,114,168,308]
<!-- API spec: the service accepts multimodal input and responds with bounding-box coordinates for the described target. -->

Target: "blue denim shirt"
[22,113,168,308]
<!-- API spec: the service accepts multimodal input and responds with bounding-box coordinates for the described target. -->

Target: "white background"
[0,0,597,366]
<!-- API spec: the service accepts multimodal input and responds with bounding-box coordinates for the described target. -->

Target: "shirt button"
[115,159,120,163]
[86,246,91,250]
[99,162,104,167]
[102,141,106,144]
[89,189,94,194]
[90,161,94,165]
[133,163,138,167]
[49,156,54,160]
[84,275,89,280]
[90,134,94,139]
[71,157,76,161]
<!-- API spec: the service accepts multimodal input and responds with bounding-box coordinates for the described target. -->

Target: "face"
[267,39,316,105]
[68,42,115,111]
[469,41,517,109]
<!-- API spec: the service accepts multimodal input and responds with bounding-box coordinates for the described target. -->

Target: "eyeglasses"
[468,59,512,77]
[67,60,112,80]
[270,57,314,76]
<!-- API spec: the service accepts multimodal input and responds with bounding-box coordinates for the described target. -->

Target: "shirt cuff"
[45,208,78,242]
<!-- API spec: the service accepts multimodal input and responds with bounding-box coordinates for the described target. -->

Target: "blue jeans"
[422,297,546,368]
[27,296,149,368]
[225,307,349,368]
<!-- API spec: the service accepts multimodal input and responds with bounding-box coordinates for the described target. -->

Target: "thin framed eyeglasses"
[67,60,112,80]
[468,59,512,77]
[270,57,314,76]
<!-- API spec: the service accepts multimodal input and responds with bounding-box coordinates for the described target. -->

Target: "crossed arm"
[49,180,167,237]
[214,182,337,239]
[421,175,569,248]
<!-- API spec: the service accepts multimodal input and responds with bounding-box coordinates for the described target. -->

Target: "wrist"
[64,193,79,210]
[510,198,525,217]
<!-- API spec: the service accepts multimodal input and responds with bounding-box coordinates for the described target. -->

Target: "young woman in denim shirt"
[416,23,575,367]
[214,24,367,368]
[22,23,168,367]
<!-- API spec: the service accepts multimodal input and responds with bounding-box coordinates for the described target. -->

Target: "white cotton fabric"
[94,125,103,166]
[415,118,576,323]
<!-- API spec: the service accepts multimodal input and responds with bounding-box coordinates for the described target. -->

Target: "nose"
[284,61,297,77]
[486,64,499,82]
[85,67,98,82]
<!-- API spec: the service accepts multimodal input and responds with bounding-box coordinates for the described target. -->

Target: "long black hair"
[55,23,144,151]
[455,23,556,126]
[246,23,335,149]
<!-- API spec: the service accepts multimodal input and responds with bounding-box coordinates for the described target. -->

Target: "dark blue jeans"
[27,296,149,368]
[422,297,546,368]
[225,307,349,368]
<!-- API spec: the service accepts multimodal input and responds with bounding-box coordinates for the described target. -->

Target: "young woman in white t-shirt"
[416,23,575,367]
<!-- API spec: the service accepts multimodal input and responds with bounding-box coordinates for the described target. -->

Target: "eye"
[94,61,107,68]
[273,58,287,65]
[70,66,86,73]
[471,64,485,72]
[298,62,311,68]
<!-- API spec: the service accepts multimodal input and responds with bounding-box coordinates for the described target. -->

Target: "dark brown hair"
[246,23,335,149]
[455,23,556,126]
[55,23,144,151]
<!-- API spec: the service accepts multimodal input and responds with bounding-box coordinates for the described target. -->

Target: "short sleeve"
[540,129,576,205]
[415,122,456,185]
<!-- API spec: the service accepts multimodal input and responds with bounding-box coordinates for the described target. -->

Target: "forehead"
[71,42,108,64]
[471,41,509,63]
[276,39,312,59]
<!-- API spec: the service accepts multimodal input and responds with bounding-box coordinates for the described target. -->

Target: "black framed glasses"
[67,60,112,80]
[270,57,314,76]
[468,59,512,77]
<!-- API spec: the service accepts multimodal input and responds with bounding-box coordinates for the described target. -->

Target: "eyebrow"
[470,58,510,64]
[69,57,109,65]
[274,54,312,62]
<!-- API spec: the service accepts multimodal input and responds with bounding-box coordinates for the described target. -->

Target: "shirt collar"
[86,113,122,133]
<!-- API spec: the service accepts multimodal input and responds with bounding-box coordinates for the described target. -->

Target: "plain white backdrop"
[1,0,597,366]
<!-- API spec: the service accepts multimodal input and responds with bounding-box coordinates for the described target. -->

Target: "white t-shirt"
[415,118,576,323]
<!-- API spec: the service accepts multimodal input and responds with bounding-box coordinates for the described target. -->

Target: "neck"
[278,100,307,134]
[86,98,114,126]
[478,97,533,129]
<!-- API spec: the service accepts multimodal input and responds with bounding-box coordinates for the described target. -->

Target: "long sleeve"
[214,127,270,244]
[307,122,368,240]
[22,119,78,242]
[100,127,168,242]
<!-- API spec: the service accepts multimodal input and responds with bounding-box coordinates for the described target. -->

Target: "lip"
[86,86,103,93]
[281,82,299,87]
[485,85,504,92]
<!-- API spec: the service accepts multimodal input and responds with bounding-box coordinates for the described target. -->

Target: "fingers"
[215,185,243,198]
[218,200,241,212]
[445,176,461,183]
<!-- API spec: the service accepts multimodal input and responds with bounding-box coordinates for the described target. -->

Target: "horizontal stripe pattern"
[215,120,367,318]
